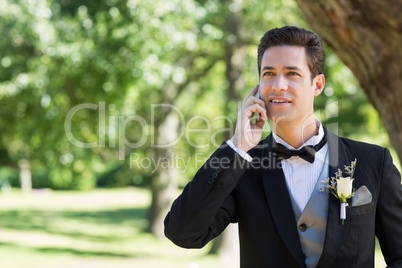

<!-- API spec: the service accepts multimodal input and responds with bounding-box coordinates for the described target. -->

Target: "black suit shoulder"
[338,135,386,152]
[337,135,391,166]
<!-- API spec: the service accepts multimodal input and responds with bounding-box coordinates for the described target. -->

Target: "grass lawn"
[0,188,219,268]
[0,187,386,267]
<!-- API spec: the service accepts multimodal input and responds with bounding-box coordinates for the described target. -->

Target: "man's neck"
[271,119,319,149]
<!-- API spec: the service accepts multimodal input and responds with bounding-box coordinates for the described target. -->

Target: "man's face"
[259,45,324,127]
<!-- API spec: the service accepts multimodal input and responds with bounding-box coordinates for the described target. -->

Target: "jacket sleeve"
[164,142,249,248]
[375,148,402,267]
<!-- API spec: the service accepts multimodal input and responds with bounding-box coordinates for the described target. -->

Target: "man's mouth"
[270,99,291,103]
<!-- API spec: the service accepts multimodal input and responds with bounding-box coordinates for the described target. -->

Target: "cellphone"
[255,84,261,121]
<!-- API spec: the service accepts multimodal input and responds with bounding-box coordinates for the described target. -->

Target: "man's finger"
[243,85,259,102]
[245,96,266,109]
[243,104,268,121]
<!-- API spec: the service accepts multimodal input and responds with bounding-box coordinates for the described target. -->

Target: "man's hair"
[257,26,325,81]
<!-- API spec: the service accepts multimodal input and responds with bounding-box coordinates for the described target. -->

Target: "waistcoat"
[288,153,329,268]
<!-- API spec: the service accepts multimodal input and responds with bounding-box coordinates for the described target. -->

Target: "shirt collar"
[272,120,324,150]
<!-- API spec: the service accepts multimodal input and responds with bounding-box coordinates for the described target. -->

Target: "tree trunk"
[295,0,402,165]
[18,159,32,193]
[146,46,221,238]
[209,0,244,264]
[148,112,179,238]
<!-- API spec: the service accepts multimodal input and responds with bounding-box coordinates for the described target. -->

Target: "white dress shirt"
[227,121,328,213]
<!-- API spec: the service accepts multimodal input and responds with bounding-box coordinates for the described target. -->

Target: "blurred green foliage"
[0,0,388,190]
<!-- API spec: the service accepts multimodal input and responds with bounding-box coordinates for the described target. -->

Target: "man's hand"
[230,85,268,152]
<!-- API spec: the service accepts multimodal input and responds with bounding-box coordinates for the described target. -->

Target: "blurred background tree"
[0,0,399,262]
[296,0,402,161]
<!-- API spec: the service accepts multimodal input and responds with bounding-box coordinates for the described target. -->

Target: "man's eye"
[263,72,274,76]
[288,72,298,76]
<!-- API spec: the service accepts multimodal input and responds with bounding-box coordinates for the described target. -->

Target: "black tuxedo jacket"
[164,131,402,267]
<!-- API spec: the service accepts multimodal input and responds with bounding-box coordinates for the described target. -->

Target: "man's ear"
[313,74,325,97]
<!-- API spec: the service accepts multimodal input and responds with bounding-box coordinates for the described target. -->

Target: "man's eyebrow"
[261,66,275,71]
[261,66,303,71]
[284,66,302,71]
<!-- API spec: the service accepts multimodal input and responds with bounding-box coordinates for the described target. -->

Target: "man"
[164,26,402,267]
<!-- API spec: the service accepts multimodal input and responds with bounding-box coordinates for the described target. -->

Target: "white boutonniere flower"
[321,159,357,224]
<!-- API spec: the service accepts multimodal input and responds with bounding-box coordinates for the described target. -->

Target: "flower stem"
[340,202,346,225]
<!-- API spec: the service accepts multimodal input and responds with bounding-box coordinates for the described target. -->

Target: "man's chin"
[267,113,290,124]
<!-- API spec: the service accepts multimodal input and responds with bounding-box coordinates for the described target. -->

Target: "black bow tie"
[274,129,327,163]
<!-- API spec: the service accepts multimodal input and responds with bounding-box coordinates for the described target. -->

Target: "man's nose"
[272,74,287,92]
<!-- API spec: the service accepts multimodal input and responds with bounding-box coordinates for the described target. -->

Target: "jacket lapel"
[316,131,352,268]
[260,135,307,268]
